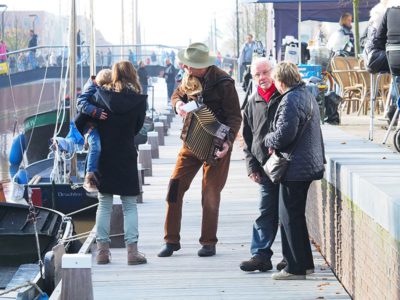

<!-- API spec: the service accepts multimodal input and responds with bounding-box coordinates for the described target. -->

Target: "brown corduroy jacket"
[171,66,242,146]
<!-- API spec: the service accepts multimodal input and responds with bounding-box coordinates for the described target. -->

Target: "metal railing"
[0,44,238,79]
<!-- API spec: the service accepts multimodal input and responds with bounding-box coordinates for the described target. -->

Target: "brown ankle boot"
[96,242,111,264]
[127,243,147,265]
[83,172,99,193]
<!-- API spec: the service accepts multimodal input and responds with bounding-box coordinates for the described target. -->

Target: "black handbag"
[264,97,313,184]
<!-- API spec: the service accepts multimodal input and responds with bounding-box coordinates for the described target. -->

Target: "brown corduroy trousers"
[163,145,232,246]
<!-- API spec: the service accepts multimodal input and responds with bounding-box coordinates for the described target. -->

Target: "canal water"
[0,78,169,241]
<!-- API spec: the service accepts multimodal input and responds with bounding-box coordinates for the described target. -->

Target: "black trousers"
[279,180,314,275]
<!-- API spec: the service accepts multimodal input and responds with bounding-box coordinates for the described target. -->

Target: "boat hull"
[0,203,71,267]
[24,109,70,164]
[29,183,98,215]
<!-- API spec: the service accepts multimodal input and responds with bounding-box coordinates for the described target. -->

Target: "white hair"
[250,57,273,75]
[386,0,400,8]
[369,3,387,27]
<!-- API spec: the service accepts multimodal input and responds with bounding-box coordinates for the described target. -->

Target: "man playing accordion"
[157,42,242,258]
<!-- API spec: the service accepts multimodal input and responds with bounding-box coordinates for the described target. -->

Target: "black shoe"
[197,245,216,257]
[276,259,287,271]
[157,243,181,257]
[240,256,272,272]
[276,259,314,274]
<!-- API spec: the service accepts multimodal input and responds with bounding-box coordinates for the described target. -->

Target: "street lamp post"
[29,14,38,32]
[0,4,7,40]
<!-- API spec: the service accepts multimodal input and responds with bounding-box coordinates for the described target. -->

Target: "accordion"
[182,105,230,165]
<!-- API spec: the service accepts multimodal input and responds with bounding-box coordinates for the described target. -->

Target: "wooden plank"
[86,109,351,300]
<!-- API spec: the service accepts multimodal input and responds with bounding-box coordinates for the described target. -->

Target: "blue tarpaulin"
[250,0,379,58]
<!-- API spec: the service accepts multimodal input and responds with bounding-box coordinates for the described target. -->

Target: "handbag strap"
[287,96,314,159]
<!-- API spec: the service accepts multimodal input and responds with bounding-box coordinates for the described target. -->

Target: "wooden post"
[159,115,169,134]
[147,131,159,159]
[0,181,6,202]
[110,197,124,248]
[138,144,152,176]
[137,163,143,203]
[61,254,93,300]
[154,122,165,146]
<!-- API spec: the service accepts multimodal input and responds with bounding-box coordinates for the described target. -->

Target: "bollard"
[137,163,143,203]
[159,115,169,134]
[147,131,159,159]
[0,182,6,202]
[138,144,152,176]
[160,109,173,125]
[110,197,124,248]
[154,122,165,146]
[61,254,93,300]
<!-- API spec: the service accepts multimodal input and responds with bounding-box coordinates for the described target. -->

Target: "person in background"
[77,29,82,63]
[28,30,38,69]
[372,0,400,121]
[157,42,242,258]
[49,51,57,66]
[238,34,255,81]
[240,57,281,273]
[137,60,149,96]
[170,50,176,66]
[107,48,112,66]
[327,13,354,57]
[265,62,325,280]
[215,51,223,67]
[151,51,157,64]
[175,62,185,84]
[0,40,7,62]
[164,58,177,104]
[128,49,137,66]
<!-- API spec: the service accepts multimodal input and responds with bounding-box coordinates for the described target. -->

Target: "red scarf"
[258,83,276,103]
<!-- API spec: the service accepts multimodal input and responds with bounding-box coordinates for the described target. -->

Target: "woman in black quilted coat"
[265,62,325,280]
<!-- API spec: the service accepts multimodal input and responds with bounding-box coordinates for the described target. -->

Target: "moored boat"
[0,202,74,299]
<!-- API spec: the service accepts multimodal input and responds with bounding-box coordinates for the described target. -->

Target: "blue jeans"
[96,193,139,245]
[167,82,175,102]
[250,175,279,260]
[85,127,101,173]
[29,51,37,69]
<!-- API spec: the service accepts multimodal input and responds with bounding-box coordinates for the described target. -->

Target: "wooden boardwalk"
[90,114,351,300]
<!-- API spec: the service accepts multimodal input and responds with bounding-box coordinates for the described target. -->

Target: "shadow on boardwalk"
[91,115,350,300]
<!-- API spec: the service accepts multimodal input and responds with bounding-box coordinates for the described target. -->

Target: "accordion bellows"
[182,105,230,165]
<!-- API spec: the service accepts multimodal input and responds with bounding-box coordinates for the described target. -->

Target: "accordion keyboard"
[184,106,230,165]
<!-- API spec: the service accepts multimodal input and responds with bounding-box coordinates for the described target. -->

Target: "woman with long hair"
[91,60,147,265]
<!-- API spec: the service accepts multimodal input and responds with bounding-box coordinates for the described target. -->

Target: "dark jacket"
[164,63,176,84]
[138,66,148,87]
[264,83,325,181]
[374,6,400,75]
[243,89,281,176]
[28,34,38,52]
[364,24,389,74]
[95,87,147,196]
[172,66,242,146]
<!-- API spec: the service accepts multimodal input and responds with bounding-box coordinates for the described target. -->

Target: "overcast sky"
[1,0,236,47]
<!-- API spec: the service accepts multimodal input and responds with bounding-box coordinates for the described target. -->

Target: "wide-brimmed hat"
[177,43,215,69]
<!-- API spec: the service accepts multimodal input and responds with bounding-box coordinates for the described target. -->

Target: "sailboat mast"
[69,0,77,178]
[90,0,96,75]
[69,0,77,113]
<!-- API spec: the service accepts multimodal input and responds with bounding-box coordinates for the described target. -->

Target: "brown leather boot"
[96,242,111,264]
[127,243,147,265]
[83,172,99,193]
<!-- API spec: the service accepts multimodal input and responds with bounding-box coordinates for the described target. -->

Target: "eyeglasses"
[253,68,273,78]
